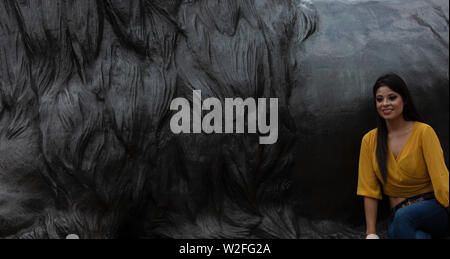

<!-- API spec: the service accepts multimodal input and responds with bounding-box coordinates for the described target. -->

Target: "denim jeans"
[388,198,449,239]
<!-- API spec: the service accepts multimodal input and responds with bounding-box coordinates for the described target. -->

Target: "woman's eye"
[389,96,397,101]
[376,98,383,102]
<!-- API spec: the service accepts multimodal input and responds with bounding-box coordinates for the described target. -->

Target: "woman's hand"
[366,234,380,239]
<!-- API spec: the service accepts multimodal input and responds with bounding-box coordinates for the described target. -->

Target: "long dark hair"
[372,73,424,182]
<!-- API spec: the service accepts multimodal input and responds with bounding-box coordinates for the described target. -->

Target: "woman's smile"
[382,109,393,115]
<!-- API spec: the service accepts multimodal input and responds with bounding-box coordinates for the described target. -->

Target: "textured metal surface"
[0,0,448,238]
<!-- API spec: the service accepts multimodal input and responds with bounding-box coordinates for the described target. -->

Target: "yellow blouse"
[357,121,449,208]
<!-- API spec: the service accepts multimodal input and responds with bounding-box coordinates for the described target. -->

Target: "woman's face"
[375,86,405,121]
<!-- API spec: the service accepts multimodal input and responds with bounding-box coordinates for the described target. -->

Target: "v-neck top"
[357,122,449,208]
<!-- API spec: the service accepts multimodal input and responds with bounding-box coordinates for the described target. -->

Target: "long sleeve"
[422,126,449,208]
[357,135,382,200]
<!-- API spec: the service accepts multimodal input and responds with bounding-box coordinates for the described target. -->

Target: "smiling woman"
[1,0,448,239]
[357,73,449,239]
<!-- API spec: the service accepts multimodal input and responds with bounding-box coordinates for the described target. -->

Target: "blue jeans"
[388,198,449,239]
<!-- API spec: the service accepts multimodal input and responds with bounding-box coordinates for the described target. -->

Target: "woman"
[357,73,449,239]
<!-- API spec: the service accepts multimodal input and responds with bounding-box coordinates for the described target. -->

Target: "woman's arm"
[357,134,382,238]
[364,196,378,236]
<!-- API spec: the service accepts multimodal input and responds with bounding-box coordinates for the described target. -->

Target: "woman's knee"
[389,208,416,238]
[393,207,414,225]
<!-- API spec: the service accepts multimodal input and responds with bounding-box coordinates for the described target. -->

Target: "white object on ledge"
[66,234,80,239]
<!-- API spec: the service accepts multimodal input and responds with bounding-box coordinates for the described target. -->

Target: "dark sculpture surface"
[0,0,448,238]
